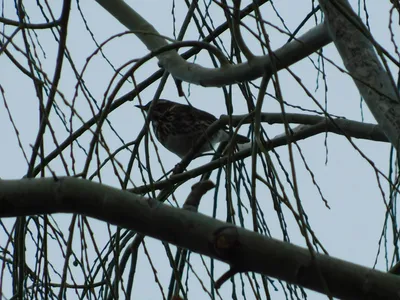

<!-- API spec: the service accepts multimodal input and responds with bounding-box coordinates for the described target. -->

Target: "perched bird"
[136,99,250,158]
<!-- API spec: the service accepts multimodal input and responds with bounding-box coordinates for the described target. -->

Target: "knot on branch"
[211,226,240,259]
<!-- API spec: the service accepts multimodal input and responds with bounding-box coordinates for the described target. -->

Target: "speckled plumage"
[136,99,249,158]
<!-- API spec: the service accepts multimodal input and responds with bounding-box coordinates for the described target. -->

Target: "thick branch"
[95,0,331,86]
[318,0,400,149]
[1,177,400,299]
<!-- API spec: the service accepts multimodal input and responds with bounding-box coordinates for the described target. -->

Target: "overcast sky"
[1,0,398,299]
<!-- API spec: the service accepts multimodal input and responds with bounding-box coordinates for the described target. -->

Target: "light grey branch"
[1,177,400,298]
[221,113,388,142]
[130,115,387,194]
[318,0,400,149]
[95,0,331,86]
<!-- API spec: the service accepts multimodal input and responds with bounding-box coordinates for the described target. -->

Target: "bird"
[136,99,250,158]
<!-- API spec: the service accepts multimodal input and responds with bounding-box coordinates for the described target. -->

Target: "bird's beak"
[136,102,151,111]
[135,104,148,112]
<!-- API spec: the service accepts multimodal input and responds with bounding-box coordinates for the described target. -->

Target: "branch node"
[183,180,215,211]
[212,226,240,257]
[215,266,242,289]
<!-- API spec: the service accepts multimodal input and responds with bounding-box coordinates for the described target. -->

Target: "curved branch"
[27,0,72,175]
[95,0,332,86]
[232,0,255,60]
[31,1,269,177]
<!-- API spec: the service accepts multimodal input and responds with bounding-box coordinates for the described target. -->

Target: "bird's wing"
[170,103,217,131]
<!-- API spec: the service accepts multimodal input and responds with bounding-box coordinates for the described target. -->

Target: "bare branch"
[1,177,400,299]
[183,180,215,211]
[319,0,400,149]
[95,0,332,86]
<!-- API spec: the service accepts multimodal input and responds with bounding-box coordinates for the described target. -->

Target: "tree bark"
[1,177,400,299]
[318,0,400,149]
[95,0,332,86]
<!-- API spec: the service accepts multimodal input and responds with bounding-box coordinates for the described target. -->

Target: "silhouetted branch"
[95,0,332,86]
[183,180,215,211]
[1,177,400,299]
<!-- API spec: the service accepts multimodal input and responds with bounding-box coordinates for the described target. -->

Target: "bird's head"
[135,99,175,120]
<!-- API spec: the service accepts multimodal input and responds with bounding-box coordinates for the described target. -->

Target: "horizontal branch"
[1,177,400,299]
[223,113,387,142]
[131,114,387,194]
[0,17,60,29]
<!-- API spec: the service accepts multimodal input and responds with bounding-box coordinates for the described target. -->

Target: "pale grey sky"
[0,0,397,299]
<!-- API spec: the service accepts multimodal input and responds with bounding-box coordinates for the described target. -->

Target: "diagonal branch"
[318,0,400,149]
[1,177,400,299]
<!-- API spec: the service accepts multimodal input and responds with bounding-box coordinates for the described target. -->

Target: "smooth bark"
[1,177,400,299]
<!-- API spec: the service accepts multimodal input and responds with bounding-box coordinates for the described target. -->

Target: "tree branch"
[318,0,400,149]
[1,177,400,299]
[131,115,387,194]
[95,0,332,86]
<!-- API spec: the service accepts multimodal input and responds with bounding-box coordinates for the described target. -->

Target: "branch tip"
[215,267,241,289]
[183,180,215,211]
